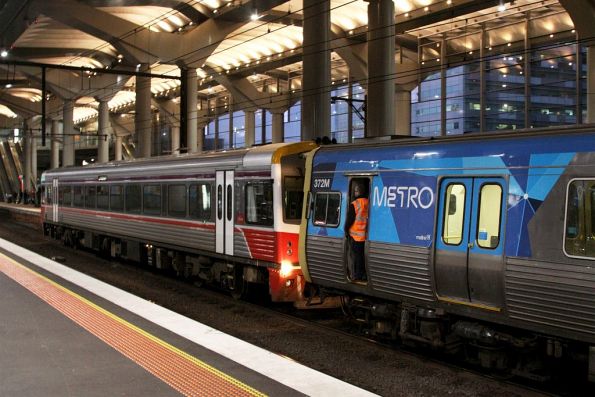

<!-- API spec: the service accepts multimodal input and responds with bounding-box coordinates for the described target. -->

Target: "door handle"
[468,242,474,249]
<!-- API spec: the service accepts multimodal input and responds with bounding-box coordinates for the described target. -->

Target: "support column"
[367,0,395,137]
[301,0,331,141]
[51,120,60,169]
[98,100,110,163]
[271,110,284,143]
[244,110,255,147]
[23,122,31,201]
[588,46,595,123]
[135,63,152,158]
[171,126,180,155]
[62,100,75,167]
[114,136,123,161]
[197,122,206,152]
[31,131,37,186]
[394,90,411,136]
[185,68,198,153]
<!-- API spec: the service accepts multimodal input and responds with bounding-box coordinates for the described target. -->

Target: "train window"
[245,181,274,226]
[143,184,161,216]
[110,185,123,211]
[226,185,232,221]
[189,183,212,221]
[313,192,341,227]
[564,180,595,259]
[168,184,187,218]
[59,186,72,206]
[73,186,84,207]
[442,184,465,245]
[85,186,97,209]
[96,185,109,210]
[45,186,52,205]
[476,184,502,249]
[125,184,141,214]
[283,176,304,224]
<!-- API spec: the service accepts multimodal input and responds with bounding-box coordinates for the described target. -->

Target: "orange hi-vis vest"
[349,197,369,242]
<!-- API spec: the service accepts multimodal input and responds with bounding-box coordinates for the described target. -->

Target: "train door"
[52,178,59,222]
[434,177,507,309]
[215,170,234,255]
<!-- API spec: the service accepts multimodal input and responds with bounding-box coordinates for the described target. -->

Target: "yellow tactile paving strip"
[0,252,267,397]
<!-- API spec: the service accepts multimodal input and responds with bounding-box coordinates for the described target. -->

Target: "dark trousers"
[348,237,367,280]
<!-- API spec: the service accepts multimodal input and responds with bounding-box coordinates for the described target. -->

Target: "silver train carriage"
[299,126,595,381]
[41,142,315,302]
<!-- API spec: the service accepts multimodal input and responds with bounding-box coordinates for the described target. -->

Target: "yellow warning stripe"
[0,252,267,397]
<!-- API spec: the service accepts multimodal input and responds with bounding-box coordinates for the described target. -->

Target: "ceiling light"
[447,0,452,4]
[5,84,12,88]
[1,50,8,57]
[424,6,429,12]
[498,4,506,12]
[404,12,409,17]
[251,13,259,21]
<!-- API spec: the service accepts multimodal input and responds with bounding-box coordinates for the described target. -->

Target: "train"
[41,142,315,302]
[41,126,595,381]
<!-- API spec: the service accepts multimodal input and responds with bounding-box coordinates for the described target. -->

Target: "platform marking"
[0,252,266,397]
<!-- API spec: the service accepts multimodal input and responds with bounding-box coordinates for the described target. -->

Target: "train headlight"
[280,260,293,278]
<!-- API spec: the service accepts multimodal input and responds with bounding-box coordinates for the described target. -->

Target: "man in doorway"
[344,181,368,282]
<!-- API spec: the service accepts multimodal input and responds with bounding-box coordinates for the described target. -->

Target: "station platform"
[0,237,377,396]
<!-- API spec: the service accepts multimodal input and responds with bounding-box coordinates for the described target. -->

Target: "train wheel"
[229,265,247,300]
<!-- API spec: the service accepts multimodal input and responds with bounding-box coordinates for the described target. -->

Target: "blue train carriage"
[299,126,595,380]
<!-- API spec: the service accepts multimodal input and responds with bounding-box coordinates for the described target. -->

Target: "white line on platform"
[0,237,378,397]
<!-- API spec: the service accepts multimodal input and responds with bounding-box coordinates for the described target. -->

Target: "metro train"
[41,126,595,381]
[299,125,595,381]
[41,142,315,302]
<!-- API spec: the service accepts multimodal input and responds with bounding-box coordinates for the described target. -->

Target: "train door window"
[189,183,212,221]
[565,180,595,258]
[125,184,141,214]
[476,184,503,249]
[96,185,109,210]
[283,176,304,224]
[226,184,233,221]
[168,184,187,218]
[85,186,97,209]
[110,185,123,211]
[217,184,223,220]
[245,180,274,226]
[313,192,341,227]
[73,186,84,207]
[442,183,465,245]
[143,184,161,216]
[59,186,72,206]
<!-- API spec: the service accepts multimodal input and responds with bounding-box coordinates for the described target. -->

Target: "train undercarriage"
[314,286,592,384]
[44,223,271,300]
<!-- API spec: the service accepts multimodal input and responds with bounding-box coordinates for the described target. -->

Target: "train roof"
[41,141,316,181]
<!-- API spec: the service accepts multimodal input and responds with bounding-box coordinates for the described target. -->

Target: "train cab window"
[168,184,187,218]
[73,186,84,207]
[59,186,72,206]
[313,192,341,227]
[110,185,123,211]
[96,185,109,210]
[125,184,142,214]
[283,176,304,224]
[143,184,161,216]
[442,184,465,245]
[246,181,274,226]
[189,183,212,221]
[476,184,502,249]
[85,186,97,209]
[565,180,595,258]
